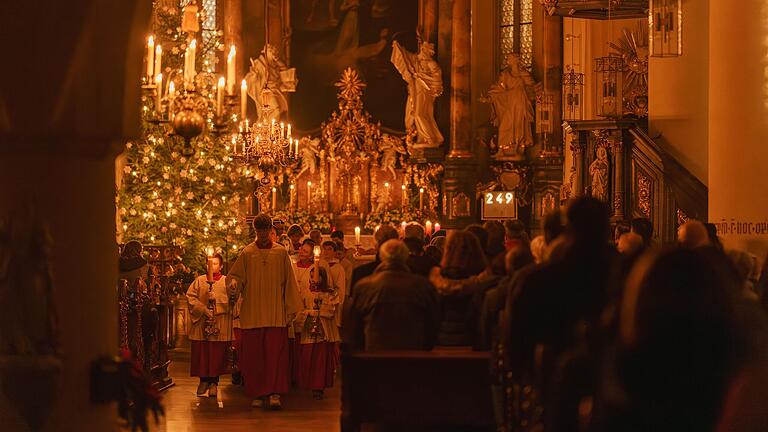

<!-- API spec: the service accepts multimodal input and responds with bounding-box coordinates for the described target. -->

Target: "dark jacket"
[350,257,380,297]
[343,261,440,352]
[406,253,438,278]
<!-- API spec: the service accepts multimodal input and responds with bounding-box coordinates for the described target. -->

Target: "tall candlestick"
[425,220,433,236]
[155,74,163,112]
[227,45,236,94]
[290,184,296,210]
[154,44,162,80]
[146,36,155,81]
[354,226,361,245]
[240,79,248,121]
[272,187,277,210]
[419,187,425,210]
[307,181,312,210]
[216,77,225,118]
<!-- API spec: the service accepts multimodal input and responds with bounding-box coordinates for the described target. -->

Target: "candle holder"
[203,280,220,339]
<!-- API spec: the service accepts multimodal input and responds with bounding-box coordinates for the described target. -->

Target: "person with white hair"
[343,239,440,351]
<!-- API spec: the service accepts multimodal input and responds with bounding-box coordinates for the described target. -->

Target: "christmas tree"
[117,1,252,270]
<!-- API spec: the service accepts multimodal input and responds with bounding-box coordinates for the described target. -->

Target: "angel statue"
[245,44,298,123]
[379,134,407,180]
[481,54,539,160]
[391,40,444,148]
[296,137,321,179]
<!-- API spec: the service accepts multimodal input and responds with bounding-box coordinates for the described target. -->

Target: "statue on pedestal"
[379,134,407,180]
[391,40,444,148]
[589,146,609,202]
[481,54,539,160]
[245,44,298,122]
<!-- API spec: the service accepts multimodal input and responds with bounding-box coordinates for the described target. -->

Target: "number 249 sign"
[481,191,517,220]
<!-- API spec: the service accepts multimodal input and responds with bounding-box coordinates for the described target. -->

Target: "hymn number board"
[481,191,517,220]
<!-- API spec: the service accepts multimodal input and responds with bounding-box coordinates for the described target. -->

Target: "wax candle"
[294,139,299,156]
[227,45,236,94]
[435,222,441,233]
[307,181,312,209]
[272,187,277,210]
[289,184,296,210]
[401,184,407,207]
[217,77,225,118]
[189,39,197,78]
[240,79,247,122]
[146,36,155,81]
[154,44,162,80]
[206,247,215,282]
[313,245,321,280]
[280,122,285,138]
[155,74,163,112]
[354,226,361,245]
[401,221,407,232]
[287,124,291,139]
[419,187,425,210]
[168,81,175,120]
[425,220,433,236]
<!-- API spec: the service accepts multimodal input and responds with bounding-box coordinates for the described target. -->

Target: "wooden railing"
[563,119,707,243]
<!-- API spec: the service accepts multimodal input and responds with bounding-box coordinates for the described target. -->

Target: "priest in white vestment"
[228,214,301,409]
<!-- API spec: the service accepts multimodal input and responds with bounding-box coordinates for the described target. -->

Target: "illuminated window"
[498,0,533,70]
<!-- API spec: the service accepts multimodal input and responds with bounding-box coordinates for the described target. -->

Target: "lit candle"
[307,181,312,209]
[271,118,276,135]
[313,245,321,279]
[227,45,236,94]
[272,187,277,210]
[401,221,407,233]
[425,220,433,235]
[216,77,225,118]
[154,44,162,80]
[401,184,407,207]
[168,81,176,120]
[240,79,247,122]
[206,247,215,282]
[280,122,285,138]
[294,139,299,156]
[289,184,296,210]
[155,73,163,112]
[189,39,197,79]
[354,226,361,245]
[419,187,425,210]
[287,123,291,139]
[146,36,155,81]
[435,222,441,233]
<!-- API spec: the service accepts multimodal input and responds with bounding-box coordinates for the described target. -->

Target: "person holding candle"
[186,253,233,397]
[227,214,301,409]
[293,241,343,400]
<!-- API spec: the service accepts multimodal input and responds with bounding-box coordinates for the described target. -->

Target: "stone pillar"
[420,0,439,47]
[223,0,244,78]
[610,134,625,220]
[0,2,151,431]
[570,133,585,197]
[442,0,477,229]
[708,0,768,259]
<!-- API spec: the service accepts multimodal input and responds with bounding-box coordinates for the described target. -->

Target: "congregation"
[179,196,768,431]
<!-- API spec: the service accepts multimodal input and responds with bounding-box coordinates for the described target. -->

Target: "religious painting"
[290,0,419,132]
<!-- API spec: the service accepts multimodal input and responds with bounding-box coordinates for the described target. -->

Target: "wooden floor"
[151,357,340,432]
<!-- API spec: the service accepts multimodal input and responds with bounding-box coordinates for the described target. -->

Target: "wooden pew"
[341,348,495,432]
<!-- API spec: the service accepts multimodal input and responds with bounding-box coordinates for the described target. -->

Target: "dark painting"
[290,0,419,132]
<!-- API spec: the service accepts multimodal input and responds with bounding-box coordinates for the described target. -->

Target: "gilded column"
[570,132,585,197]
[611,133,625,220]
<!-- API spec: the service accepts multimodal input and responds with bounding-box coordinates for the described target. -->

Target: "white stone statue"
[245,44,298,123]
[391,40,444,147]
[481,54,538,159]
[379,134,407,180]
[374,183,391,213]
[296,137,320,179]
[589,146,609,202]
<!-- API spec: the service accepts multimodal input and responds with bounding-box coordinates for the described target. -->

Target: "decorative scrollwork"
[637,174,652,218]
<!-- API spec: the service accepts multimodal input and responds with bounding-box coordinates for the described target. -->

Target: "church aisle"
[153,359,340,432]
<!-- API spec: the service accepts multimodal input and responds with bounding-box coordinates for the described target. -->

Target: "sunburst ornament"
[609,23,649,117]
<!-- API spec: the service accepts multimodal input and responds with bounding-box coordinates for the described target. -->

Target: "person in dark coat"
[342,239,440,352]
[349,225,399,296]
[403,236,438,278]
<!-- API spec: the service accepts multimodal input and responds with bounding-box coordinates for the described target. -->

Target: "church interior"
[2,0,768,431]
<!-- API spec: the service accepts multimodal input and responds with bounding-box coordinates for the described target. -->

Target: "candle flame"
[241,79,247,90]
[190,39,197,49]
[228,45,236,60]
[148,35,154,46]
[218,76,225,87]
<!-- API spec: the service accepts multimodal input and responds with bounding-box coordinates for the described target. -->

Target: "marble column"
[223,0,244,78]
[442,0,477,229]
[420,0,439,47]
[0,2,151,431]
[708,0,768,259]
[449,0,472,158]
